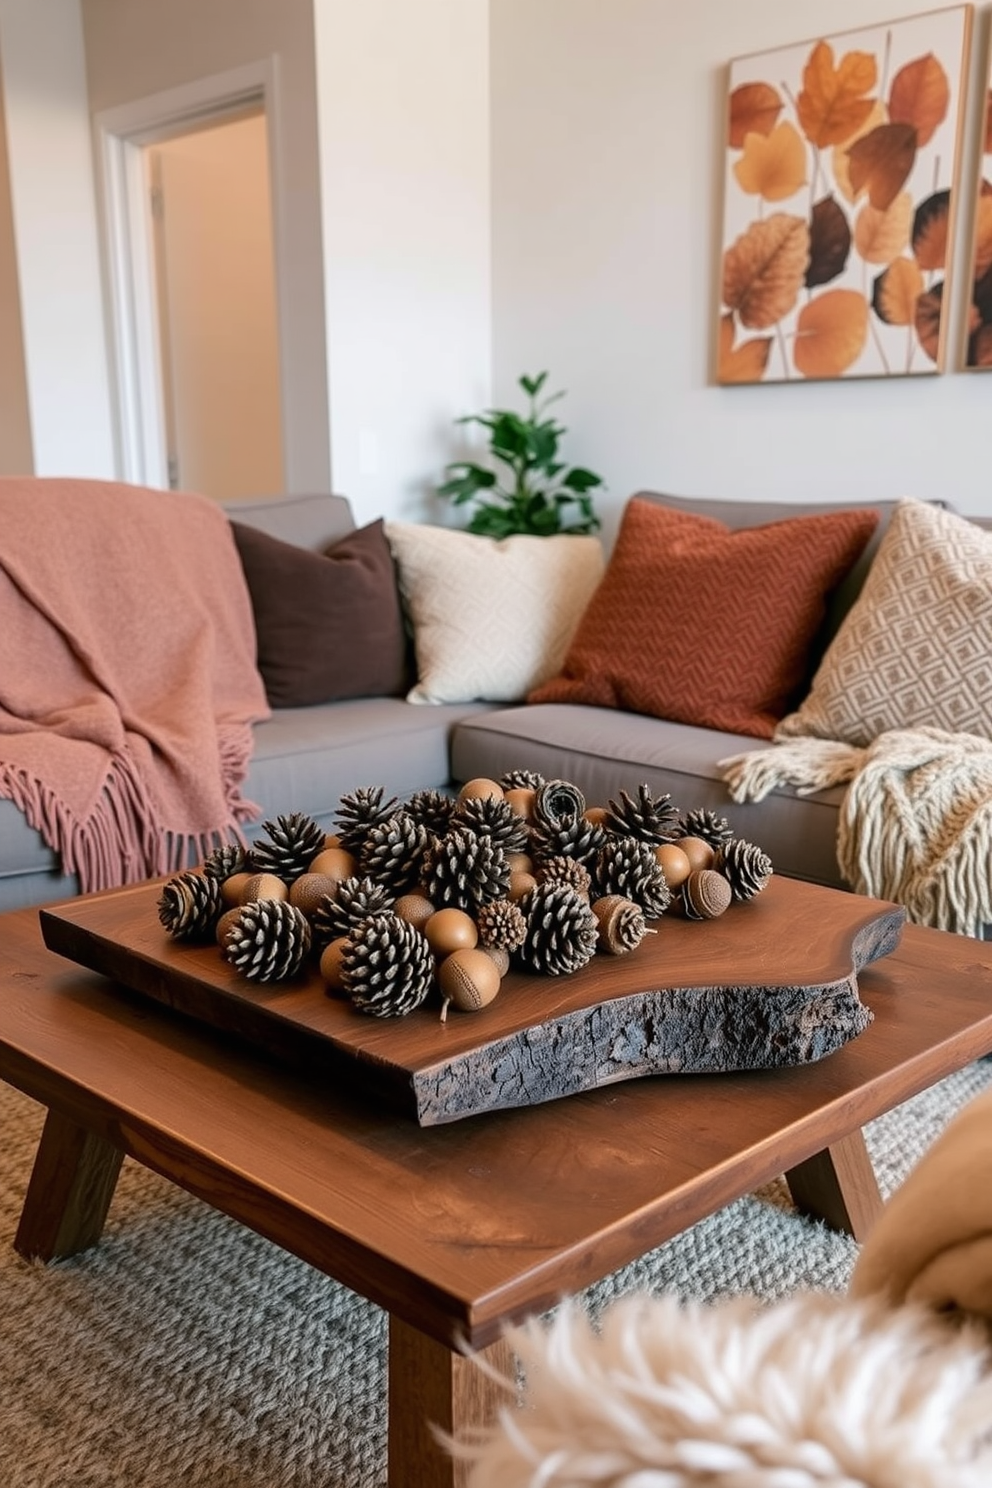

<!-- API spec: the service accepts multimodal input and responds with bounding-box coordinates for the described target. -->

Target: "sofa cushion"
[384,523,605,704]
[231,518,411,708]
[529,497,879,738]
[777,498,992,746]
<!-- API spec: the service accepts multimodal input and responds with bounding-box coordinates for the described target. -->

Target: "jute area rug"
[2,1059,991,1488]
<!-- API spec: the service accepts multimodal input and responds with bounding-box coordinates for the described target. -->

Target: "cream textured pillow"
[385,523,605,704]
[776,499,992,746]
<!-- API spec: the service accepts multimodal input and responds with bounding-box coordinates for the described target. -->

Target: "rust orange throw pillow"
[528,498,879,738]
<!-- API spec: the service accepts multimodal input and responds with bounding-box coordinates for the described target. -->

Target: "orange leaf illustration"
[729,82,784,147]
[915,284,943,362]
[974,191,992,280]
[872,257,924,326]
[888,53,949,148]
[912,190,950,272]
[793,290,868,378]
[717,314,772,384]
[733,121,807,201]
[853,193,912,264]
[796,41,877,148]
[847,123,917,211]
[722,214,810,330]
[833,100,889,203]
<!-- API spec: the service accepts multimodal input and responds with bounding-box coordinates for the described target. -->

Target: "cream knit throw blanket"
[0,478,269,891]
[720,728,992,937]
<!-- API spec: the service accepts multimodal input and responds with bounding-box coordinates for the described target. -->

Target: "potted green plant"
[437,372,603,537]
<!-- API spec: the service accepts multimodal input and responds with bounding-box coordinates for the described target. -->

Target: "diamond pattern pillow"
[529,497,879,738]
[776,499,992,746]
[384,523,605,704]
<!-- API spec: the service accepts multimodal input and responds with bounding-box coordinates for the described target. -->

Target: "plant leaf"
[914,282,944,362]
[912,189,951,272]
[793,289,869,378]
[970,323,992,367]
[716,313,772,384]
[805,195,851,287]
[847,122,917,212]
[973,189,992,280]
[560,467,604,492]
[888,52,949,148]
[519,372,548,397]
[796,41,877,148]
[722,213,809,329]
[733,121,807,201]
[872,257,924,326]
[729,81,783,147]
[833,100,889,203]
[853,192,912,264]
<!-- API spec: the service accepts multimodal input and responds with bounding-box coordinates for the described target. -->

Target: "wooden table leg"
[387,1315,515,1488]
[784,1127,883,1242]
[14,1107,124,1262]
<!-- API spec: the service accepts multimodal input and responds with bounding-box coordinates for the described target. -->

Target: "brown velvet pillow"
[231,517,410,707]
[529,497,879,738]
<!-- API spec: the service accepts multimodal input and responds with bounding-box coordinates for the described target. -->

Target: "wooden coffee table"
[2,882,992,1488]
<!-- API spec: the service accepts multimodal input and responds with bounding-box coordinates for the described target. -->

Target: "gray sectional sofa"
[0,488,914,913]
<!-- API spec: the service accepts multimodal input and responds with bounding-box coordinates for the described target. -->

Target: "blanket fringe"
[719,736,865,802]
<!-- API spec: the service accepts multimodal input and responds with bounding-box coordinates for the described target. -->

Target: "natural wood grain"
[784,1127,882,1241]
[14,1107,124,1260]
[39,877,906,1123]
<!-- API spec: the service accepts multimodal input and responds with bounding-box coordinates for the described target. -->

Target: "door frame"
[94,60,284,488]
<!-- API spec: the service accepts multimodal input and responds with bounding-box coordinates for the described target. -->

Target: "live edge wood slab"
[39,876,905,1126]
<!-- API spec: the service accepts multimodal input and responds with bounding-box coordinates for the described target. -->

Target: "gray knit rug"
[2,1058,992,1488]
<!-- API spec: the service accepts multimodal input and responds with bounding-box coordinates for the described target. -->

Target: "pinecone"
[250,813,326,884]
[500,768,546,791]
[342,912,435,1018]
[334,786,399,855]
[311,876,395,946]
[201,843,249,881]
[403,788,458,838]
[158,870,222,940]
[422,829,510,913]
[451,794,529,852]
[592,895,649,955]
[518,883,598,976]
[538,854,592,897]
[715,839,774,901]
[475,898,527,953]
[594,837,673,919]
[534,778,586,828]
[530,813,606,871]
[677,808,735,850]
[359,811,431,895]
[223,899,312,981]
[605,785,680,845]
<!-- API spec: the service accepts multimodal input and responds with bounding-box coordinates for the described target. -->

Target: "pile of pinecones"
[156,772,772,1020]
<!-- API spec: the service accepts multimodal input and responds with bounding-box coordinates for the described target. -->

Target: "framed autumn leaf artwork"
[718,7,974,384]
[963,31,992,368]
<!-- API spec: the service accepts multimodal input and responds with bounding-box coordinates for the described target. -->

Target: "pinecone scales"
[343,913,435,1017]
[158,870,222,940]
[715,839,774,901]
[224,900,312,981]
[518,883,598,976]
[251,813,325,884]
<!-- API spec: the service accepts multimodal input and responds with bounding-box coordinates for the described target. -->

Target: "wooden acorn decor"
[155,770,773,1020]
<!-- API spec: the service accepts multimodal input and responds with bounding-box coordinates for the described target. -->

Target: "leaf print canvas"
[963,31,992,367]
[718,8,973,383]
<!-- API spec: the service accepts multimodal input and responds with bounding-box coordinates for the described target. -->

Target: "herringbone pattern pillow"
[529,497,878,738]
[777,499,992,746]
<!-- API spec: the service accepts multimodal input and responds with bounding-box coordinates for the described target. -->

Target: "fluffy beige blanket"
[851,1087,992,1323]
[720,728,992,936]
[0,478,269,891]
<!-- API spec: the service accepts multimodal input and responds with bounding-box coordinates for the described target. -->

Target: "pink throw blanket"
[0,478,270,891]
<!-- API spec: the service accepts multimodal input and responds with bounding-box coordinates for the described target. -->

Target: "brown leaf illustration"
[733,121,807,201]
[912,190,950,272]
[872,257,924,326]
[915,282,943,362]
[888,52,949,148]
[970,324,992,367]
[972,189,992,280]
[974,261,992,324]
[847,123,917,211]
[805,195,851,287]
[833,100,889,203]
[793,289,868,378]
[729,82,784,147]
[717,313,772,384]
[853,192,912,264]
[722,214,810,330]
[796,41,877,148]
[985,90,992,154]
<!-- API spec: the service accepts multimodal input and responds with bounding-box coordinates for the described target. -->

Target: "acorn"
[655,843,692,890]
[240,871,289,904]
[676,837,716,872]
[393,893,437,932]
[424,907,478,955]
[309,846,359,881]
[438,948,501,1020]
[458,777,505,803]
[592,895,650,955]
[682,869,732,920]
[319,936,350,992]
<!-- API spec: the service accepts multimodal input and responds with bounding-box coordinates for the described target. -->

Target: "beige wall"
[0,62,31,474]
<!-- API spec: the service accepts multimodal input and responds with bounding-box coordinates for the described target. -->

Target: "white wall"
[0,59,32,474]
[313,0,492,525]
[491,0,992,541]
[0,0,115,477]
